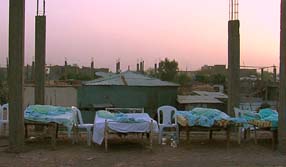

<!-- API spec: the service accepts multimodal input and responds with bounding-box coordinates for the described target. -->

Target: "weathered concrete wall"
[35,16,46,104]
[24,86,78,107]
[227,20,240,116]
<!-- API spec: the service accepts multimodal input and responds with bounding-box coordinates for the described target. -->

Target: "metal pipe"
[37,0,39,16]
[43,0,46,15]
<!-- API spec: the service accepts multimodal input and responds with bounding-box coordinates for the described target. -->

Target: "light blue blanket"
[97,110,145,123]
[177,108,231,127]
[24,105,77,137]
[177,108,278,128]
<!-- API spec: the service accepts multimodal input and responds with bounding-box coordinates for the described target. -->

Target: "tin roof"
[84,71,179,87]
[177,95,223,104]
[193,91,228,99]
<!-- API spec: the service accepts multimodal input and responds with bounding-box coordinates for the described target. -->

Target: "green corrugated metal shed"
[78,71,179,123]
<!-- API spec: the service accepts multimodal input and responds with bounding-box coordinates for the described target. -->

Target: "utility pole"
[8,0,25,152]
[227,0,240,116]
[35,0,46,105]
[278,0,286,152]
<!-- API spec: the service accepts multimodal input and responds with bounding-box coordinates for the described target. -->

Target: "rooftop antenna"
[229,0,239,20]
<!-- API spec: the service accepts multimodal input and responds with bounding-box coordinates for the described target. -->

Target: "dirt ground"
[0,131,286,167]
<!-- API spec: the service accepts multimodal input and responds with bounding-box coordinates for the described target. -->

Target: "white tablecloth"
[93,113,159,145]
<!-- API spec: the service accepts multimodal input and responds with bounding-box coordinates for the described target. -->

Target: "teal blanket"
[258,108,278,128]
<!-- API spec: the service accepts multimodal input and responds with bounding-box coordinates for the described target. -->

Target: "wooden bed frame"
[24,121,77,149]
[24,121,58,149]
[248,120,278,150]
[177,115,231,148]
[103,119,154,152]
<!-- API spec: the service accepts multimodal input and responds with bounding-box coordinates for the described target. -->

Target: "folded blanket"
[25,105,71,116]
[97,110,145,123]
[177,108,231,127]
[97,110,115,120]
[258,108,278,128]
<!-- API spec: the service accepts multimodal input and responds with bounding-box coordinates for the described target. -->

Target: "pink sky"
[0,0,280,72]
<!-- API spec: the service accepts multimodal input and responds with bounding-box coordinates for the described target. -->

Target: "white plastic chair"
[72,107,93,146]
[157,105,179,144]
[0,104,9,135]
[234,107,244,144]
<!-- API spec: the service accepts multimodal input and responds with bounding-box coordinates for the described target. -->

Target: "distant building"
[177,91,228,112]
[200,64,227,75]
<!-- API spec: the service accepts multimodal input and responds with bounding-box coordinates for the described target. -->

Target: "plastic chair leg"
[87,129,91,146]
[158,130,162,144]
[237,127,241,144]
[176,127,179,144]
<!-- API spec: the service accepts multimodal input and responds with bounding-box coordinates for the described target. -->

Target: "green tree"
[0,81,8,104]
[195,74,210,83]
[176,73,192,85]
[209,74,226,85]
[158,58,178,82]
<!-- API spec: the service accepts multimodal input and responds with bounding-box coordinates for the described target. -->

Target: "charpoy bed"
[24,105,78,148]
[176,108,243,147]
[92,110,158,151]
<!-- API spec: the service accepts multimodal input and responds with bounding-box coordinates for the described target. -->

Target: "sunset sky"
[0,0,281,72]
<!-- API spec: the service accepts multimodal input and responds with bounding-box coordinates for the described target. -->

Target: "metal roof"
[84,71,179,87]
[193,91,228,99]
[177,95,223,104]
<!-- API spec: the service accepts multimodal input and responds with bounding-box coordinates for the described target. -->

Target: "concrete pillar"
[139,62,143,73]
[227,20,240,116]
[155,63,157,74]
[278,0,286,152]
[25,64,29,81]
[274,66,277,82]
[261,68,264,81]
[142,61,145,73]
[31,61,35,81]
[35,16,46,104]
[91,60,94,79]
[8,0,25,152]
[6,57,9,70]
[136,63,139,72]
[64,59,68,80]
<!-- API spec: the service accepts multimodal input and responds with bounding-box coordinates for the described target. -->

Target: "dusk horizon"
[0,0,280,72]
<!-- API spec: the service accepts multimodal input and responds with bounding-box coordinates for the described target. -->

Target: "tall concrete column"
[227,20,240,116]
[8,0,25,152]
[278,0,286,152]
[35,15,46,104]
